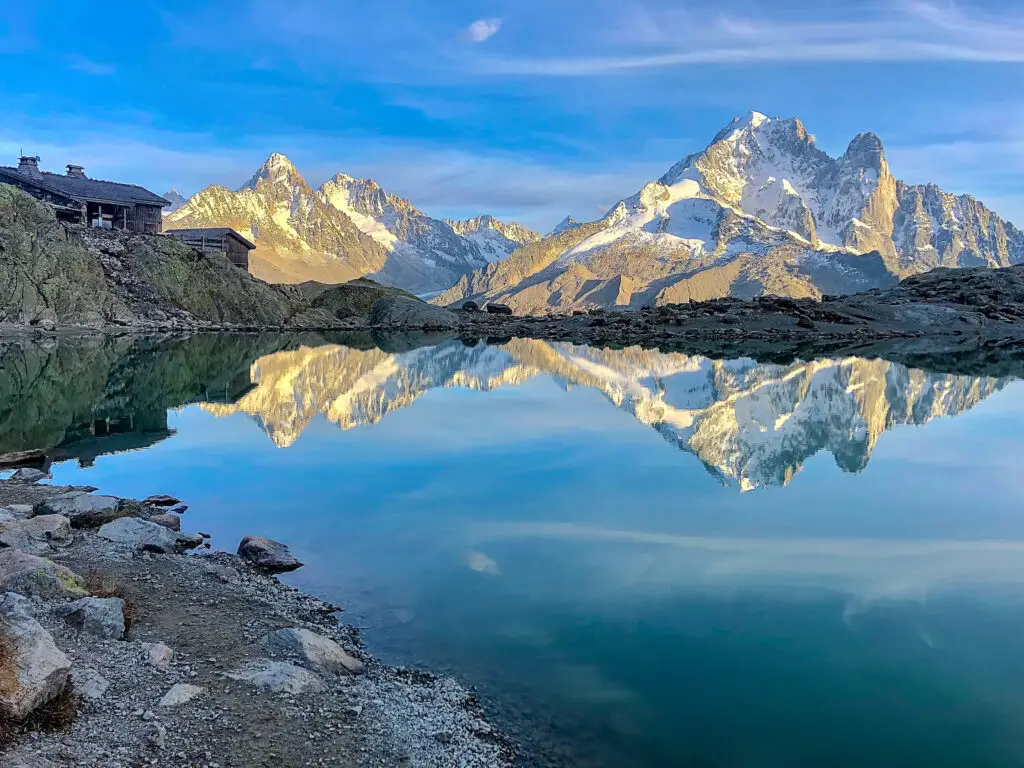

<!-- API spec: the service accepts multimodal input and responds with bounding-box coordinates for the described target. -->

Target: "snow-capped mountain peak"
[167,154,539,291]
[434,111,1024,315]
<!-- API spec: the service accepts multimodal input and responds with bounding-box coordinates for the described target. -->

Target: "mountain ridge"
[435,111,1024,314]
[166,155,539,293]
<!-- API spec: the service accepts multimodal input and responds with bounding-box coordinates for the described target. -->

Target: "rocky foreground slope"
[0,185,349,332]
[436,112,1024,314]
[0,476,511,767]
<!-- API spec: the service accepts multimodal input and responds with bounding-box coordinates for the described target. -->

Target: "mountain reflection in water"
[0,333,1010,490]
[198,338,1006,490]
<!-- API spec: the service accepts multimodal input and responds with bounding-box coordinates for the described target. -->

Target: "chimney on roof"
[66,164,86,179]
[17,155,41,179]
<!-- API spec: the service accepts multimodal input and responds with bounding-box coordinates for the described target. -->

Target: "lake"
[4,333,1024,767]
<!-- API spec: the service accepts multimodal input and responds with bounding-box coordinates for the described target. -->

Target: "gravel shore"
[0,478,514,768]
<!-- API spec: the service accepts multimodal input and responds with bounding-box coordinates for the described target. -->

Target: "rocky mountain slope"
[198,338,1003,489]
[436,112,1024,314]
[165,155,538,292]
[0,184,340,330]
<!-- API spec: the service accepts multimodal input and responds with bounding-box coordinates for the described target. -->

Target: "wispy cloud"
[476,1,1024,76]
[466,18,503,44]
[68,54,116,76]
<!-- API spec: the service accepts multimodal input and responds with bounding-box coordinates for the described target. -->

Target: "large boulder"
[97,517,203,553]
[55,596,126,640]
[368,296,462,329]
[0,592,72,720]
[32,493,129,528]
[0,514,73,555]
[227,660,325,694]
[0,549,87,599]
[237,536,303,573]
[261,627,365,676]
[10,468,49,483]
[486,302,514,315]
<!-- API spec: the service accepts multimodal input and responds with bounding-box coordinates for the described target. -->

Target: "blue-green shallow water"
[5,334,1024,767]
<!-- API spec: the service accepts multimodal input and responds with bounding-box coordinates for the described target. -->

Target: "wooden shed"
[0,156,169,233]
[164,227,256,270]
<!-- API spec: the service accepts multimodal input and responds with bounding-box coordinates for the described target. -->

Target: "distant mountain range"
[164,154,539,292]
[435,112,1024,313]
[200,339,1005,490]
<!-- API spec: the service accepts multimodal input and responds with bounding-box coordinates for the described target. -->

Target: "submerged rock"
[237,536,303,573]
[0,514,73,555]
[227,660,325,694]
[261,627,365,676]
[0,548,88,599]
[56,596,126,640]
[0,592,73,720]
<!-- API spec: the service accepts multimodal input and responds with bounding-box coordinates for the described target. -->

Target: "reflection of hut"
[50,410,174,468]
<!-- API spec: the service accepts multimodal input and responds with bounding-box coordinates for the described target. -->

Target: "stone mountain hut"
[163,227,256,270]
[0,155,169,233]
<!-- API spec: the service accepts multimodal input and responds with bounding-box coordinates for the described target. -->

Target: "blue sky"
[2,0,1023,231]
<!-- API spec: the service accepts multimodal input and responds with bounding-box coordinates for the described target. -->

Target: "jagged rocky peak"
[241,153,310,196]
[550,216,580,236]
[162,189,187,214]
[445,214,540,244]
[842,132,887,173]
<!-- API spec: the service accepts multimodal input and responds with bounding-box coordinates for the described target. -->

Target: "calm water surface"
[4,333,1024,767]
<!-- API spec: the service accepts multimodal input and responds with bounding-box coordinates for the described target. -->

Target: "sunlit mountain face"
[198,339,1007,491]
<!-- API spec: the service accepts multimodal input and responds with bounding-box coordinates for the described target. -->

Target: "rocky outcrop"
[368,296,462,328]
[0,184,342,331]
[0,515,73,555]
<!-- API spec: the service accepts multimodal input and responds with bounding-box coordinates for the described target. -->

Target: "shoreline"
[0,476,515,767]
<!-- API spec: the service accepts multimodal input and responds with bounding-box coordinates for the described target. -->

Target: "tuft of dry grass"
[0,625,18,748]
[82,569,139,635]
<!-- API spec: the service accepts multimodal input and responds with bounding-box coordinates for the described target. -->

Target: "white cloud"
[476,2,1024,76]
[466,18,502,44]
[67,54,115,76]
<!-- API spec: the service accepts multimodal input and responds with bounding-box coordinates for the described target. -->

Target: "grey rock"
[227,660,325,694]
[237,535,303,573]
[368,296,462,329]
[143,494,181,507]
[486,302,513,315]
[159,683,205,706]
[10,467,49,483]
[0,514,73,555]
[149,513,181,532]
[0,591,73,719]
[97,517,202,553]
[56,596,126,639]
[0,507,15,522]
[72,666,110,700]
[32,493,127,528]
[142,641,174,667]
[0,548,88,599]
[261,627,366,676]
[6,757,56,768]
[167,503,189,515]
[6,504,35,519]
[147,722,167,750]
